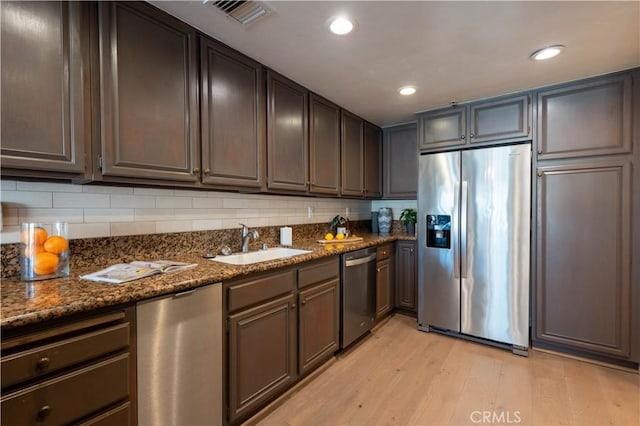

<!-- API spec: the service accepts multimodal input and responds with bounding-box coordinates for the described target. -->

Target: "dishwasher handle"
[344,253,377,267]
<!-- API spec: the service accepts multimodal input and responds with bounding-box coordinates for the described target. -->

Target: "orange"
[24,244,44,258]
[21,227,48,246]
[33,252,59,275]
[43,236,69,254]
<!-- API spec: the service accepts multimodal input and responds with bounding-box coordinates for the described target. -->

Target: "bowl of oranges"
[20,222,70,281]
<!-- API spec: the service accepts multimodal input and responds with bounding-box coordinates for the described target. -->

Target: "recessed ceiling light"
[398,86,417,96]
[329,16,354,35]
[530,45,565,61]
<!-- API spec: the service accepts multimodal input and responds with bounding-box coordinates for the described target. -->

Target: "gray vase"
[378,208,392,234]
[371,211,379,233]
[405,222,415,235]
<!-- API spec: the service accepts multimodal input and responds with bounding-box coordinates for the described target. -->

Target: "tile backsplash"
[371,200,418,220]
[0,179,375,244]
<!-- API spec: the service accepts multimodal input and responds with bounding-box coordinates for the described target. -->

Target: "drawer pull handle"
[36,357,50,371]
[37,405,51,420]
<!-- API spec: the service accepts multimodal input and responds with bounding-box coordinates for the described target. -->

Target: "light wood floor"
[257,314,640,426]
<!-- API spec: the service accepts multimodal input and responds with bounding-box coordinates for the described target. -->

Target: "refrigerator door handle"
[453,183,460,279]
[460,181,468,279]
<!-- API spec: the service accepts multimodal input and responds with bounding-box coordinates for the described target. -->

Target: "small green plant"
[399,208,417,225]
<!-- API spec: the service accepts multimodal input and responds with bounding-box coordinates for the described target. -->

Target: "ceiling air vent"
[204,1,272,27]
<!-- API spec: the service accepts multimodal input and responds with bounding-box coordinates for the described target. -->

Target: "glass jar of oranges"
[20,222,70,281]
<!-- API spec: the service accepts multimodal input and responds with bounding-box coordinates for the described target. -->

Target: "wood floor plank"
[254,315,639,426]
[596,364,640,426]
[564,358,611,425]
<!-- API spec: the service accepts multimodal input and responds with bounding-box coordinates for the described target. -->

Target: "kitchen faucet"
[240,223,259,253]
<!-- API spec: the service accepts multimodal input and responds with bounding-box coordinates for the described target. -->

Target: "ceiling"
[150,1,640,127]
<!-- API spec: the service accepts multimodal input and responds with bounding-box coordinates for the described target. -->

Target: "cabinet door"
[364,122,382,198]
[99,2,199,182]
[1,1,88,174]
[267,71,308,192]
[535,159,632,358]
[395,241,417,314]
[537,74,632,159]
[228,294,297,423]
[200,37,265,189]
[298,279,339,375]
[383,122,417,199]
[376,259,393,319]
[418,106,466,150]
[469,94,530,144]
[309,94,340,195]
[340,110,364,197]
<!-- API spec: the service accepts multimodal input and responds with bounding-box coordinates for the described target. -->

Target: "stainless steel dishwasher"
[136,283,222,426]
[341,247,377,348]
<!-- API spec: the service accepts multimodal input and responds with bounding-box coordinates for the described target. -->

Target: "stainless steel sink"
[210,247,312,265]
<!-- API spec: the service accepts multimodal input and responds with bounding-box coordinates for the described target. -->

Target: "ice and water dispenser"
[426,214,451,249]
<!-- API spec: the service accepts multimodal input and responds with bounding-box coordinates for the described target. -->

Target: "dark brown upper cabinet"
[363,122,382,198]
[98,2,199,182]
[267,70,309,193]
[200,37,265,190]
[536,74,632,160]
[309,94,340,195]
[418,106,466,150]
[469,94,530,144]
[340,110,364,197]
[1,1,89,176]
[383,122,417,199]
[418,93,531,152]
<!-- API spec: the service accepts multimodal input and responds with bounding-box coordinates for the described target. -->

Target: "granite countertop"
[1,233,416,330]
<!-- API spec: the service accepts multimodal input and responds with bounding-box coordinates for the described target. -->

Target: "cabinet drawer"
[298,257,339,289]
[1,323,129,389]
[227,269,296,312]
[79,401,130,426]
[1,353,130,426]
[377,245,392,261]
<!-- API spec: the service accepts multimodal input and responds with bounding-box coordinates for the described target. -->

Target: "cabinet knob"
[470,133,475,139]
[301,299,307,305]
[192,168,200,174]
[204,168,211,175]
[37,405,51,420]
[460,134,466,140]
[537,171,543,177]
[410,249,414,253]
[36,356,50,371]
[377,268,381,272]
[291,304,296,309]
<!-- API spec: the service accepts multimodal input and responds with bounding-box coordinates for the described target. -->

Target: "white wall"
[0,179,372,243]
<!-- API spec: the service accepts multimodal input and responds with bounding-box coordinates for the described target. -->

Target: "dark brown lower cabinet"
[395,240,417,315]
[298,279,340,375]
[226,258,339,424]
[534,158,633,360]
[376,245,394,320]
[225,269,298,424]
[227,293,297,424]
[0,309,135,426]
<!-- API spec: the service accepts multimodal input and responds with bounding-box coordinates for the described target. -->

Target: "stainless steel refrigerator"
[417,143,531,355]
